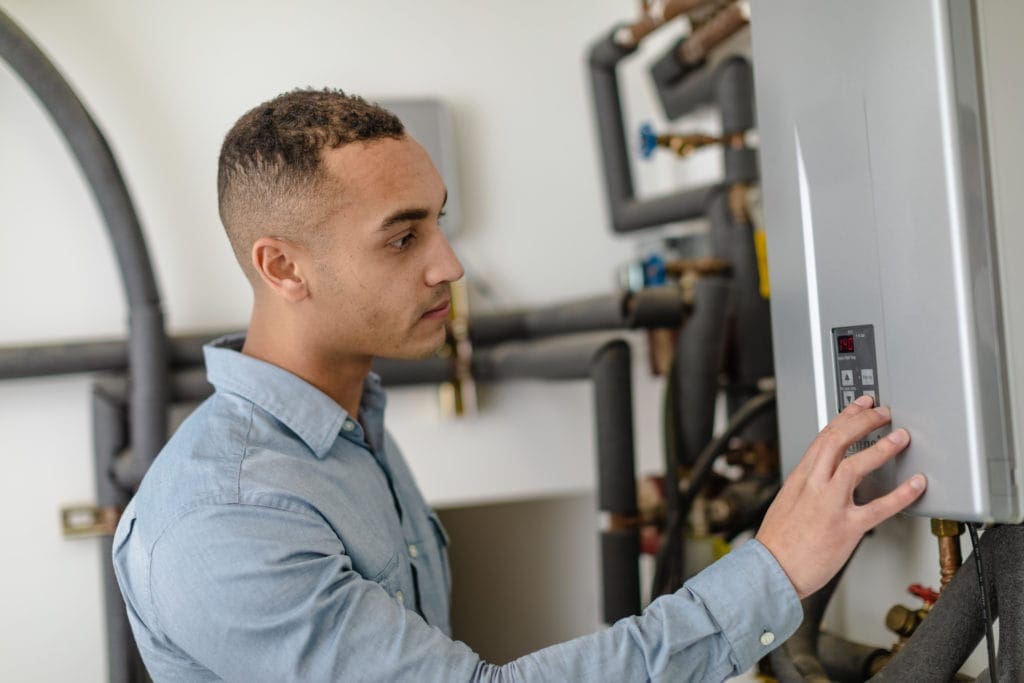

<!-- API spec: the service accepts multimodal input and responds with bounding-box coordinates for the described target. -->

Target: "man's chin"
[377,339,448,362]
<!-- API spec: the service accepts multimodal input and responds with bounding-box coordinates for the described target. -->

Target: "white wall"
[0,1,983,680]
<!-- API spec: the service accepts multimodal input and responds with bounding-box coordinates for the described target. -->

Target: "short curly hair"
[217,88,404,279]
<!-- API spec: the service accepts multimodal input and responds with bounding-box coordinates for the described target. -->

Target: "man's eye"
[388,233,416,251]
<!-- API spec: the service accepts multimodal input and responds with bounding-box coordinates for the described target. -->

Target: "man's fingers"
[856,473,928,529]
[834,428,911,489]
[810,402,893,479]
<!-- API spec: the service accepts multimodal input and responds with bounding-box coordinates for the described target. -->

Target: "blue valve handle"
[639,122,659,159]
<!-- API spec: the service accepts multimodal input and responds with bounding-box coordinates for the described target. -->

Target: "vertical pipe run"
[673,276,731,468]
[588,31,719,232]
[92,385,149,683]
[0,9,169,486]
[592,341,642,622]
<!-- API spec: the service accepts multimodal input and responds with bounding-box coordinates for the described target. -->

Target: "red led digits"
[837,335,855,354]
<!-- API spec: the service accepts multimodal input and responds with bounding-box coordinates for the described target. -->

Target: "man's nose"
[425,232,465,287]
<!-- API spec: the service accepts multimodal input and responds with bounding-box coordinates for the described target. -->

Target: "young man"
[113,89,926,681]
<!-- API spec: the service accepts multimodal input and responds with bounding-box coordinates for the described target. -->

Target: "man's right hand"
[755,395,927,598]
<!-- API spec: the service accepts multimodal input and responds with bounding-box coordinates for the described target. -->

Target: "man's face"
[304,135,463,360]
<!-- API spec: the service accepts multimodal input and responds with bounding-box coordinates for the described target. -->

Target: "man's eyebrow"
[378,189,448,230]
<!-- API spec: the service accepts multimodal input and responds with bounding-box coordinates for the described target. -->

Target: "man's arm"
[147,504,797,682]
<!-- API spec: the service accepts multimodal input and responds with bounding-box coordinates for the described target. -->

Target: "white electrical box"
[751,0,1024,522]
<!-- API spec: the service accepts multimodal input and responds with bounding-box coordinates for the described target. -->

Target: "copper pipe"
[617,0,717,46]
[608,512,645,531]
[931,518,964,591]
[678,1,750,64]
[664,256,731,277]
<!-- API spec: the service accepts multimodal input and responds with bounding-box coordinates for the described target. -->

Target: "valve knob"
[908,583,940,605]
[639,122,659,159]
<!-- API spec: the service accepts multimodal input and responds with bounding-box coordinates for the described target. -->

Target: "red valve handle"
[908,583,940,605]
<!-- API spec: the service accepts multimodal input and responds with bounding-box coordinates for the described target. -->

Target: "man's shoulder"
[130,389,335,531]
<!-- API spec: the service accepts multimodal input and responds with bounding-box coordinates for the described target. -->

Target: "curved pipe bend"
[0,9,169,487]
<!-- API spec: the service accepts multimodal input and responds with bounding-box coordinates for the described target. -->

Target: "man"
[113,89,926,681]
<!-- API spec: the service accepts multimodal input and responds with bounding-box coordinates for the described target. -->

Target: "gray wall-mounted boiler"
[751,0,1024,522]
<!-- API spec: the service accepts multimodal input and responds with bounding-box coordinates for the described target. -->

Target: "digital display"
[837,335,855,354]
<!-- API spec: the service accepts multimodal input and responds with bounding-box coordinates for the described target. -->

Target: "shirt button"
[408,544,419,559]
[760,631,776,646]
[342,420,355,432]
[395,591,404,605]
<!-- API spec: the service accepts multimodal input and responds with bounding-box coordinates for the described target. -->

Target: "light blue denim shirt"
[113,335,802,682]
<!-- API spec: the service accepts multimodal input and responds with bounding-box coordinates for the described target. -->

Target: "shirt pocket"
[369,551,404,602]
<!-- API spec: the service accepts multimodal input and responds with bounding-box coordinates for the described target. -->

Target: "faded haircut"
[217,88,404,279]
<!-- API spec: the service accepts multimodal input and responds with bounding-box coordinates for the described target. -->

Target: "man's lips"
[421,299,451,319]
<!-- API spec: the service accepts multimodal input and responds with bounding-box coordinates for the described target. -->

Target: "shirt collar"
[203,334,385,459]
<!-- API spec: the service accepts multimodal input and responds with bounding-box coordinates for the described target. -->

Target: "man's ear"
[250,237,310,302]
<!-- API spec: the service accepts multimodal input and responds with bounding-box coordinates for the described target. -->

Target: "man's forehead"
[321,135,436,186]
[319,135,445,226]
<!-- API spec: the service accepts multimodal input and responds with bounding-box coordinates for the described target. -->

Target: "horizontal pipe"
[372,357,451,387]
[652,56,715,119]
[0,287,686,381]
[469,288,685,346]
[613,184,719,232]
[0,331,237,381]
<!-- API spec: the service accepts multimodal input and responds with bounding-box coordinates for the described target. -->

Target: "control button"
[841,370,854,386]
[861,368,875,385]
[395,591,404,605]
[863,390,876,401]
[842,390,856,407]
[342,420,356,432]
[760,631,776,646]
[408,544,419,559]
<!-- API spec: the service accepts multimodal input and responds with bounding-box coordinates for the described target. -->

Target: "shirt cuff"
[683,539,803,672]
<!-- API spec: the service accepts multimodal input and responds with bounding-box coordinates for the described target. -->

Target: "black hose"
[651,391,777,599]
[969,524,998,682]
[869,525,1011,682]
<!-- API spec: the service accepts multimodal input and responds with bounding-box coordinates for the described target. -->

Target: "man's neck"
[242,309,372,419]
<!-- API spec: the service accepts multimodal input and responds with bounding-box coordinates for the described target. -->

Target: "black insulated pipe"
[473,337,640,622]
[705,188,774,443]
[649,37,705,95]
[0,9,169,482]
[869,525,1020,682]
[0,331,238,381]
[723,147,759,184]
[0,287,686,380]
[655,55,755,129]
[673,275,730,468]
[469,288,685,347]
[652,61,716,123]
[588,29,719,233]
[92,388,149,683]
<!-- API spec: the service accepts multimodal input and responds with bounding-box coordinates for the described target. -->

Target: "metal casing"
[750,0,1023,522]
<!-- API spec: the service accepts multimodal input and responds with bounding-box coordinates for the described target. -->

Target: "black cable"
[968,523,998,682]
[651,390,777,599]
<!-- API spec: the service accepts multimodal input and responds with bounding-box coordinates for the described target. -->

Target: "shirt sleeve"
[149,503,802,683]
